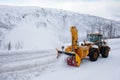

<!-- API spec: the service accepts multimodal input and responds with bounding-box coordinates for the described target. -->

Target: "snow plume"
[2,25,61,51]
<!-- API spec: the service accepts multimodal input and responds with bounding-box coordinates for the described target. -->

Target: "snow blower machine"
[56,26,110,67]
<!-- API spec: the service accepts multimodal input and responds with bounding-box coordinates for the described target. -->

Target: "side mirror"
[61,46,64,51]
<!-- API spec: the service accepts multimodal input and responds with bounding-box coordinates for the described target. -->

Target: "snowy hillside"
[0,5,120,50]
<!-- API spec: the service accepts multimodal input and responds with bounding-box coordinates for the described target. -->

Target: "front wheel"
[89,48,99,61]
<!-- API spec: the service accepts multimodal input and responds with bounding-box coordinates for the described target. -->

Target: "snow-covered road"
[0,38,120,80]
[0,49,57,74]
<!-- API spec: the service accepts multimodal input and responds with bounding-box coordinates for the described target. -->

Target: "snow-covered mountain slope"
[0,5,120,50]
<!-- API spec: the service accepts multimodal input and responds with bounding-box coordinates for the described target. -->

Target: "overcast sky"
[0,0,120,21]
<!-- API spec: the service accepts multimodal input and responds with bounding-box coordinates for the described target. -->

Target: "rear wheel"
[101,47,110,58]
[89,48,99,61]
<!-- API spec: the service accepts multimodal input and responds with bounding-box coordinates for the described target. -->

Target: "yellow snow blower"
[56,26,110,67]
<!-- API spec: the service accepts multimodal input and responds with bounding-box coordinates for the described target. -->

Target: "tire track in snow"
[0,56,57,74]
[0,49,57,74]
[0,53,56,64]
[0,49,54,56]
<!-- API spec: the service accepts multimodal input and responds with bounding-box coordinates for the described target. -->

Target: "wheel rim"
[105,49,109,56]
[93,52,98,59]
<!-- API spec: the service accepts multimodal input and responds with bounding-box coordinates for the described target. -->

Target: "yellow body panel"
[75,53,81,66]
[76,46,89,59]
[65,46,72,52]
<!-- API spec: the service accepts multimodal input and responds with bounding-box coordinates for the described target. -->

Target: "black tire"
[89,48,99,61]
[101,47,110,58]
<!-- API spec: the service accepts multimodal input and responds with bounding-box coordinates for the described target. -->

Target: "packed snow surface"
[0,38,120,80]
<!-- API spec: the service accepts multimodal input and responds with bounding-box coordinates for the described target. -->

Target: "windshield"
[87,34,102,42]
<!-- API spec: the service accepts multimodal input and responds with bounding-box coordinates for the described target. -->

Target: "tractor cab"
[87,33,102,46]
